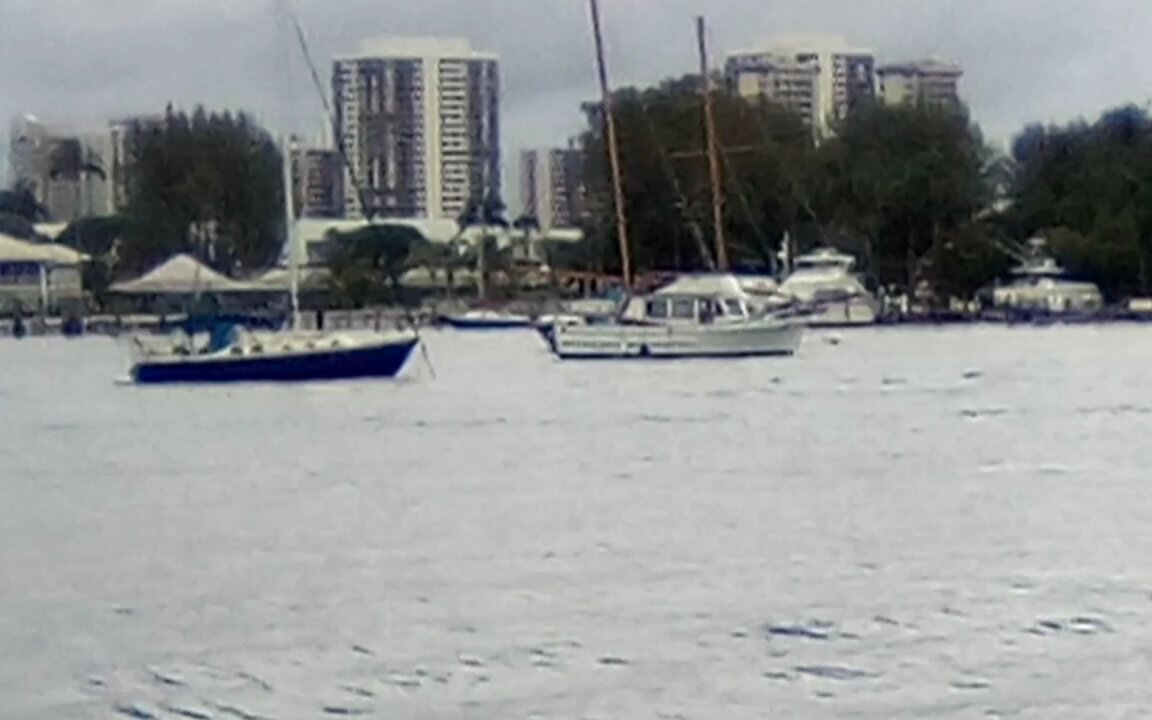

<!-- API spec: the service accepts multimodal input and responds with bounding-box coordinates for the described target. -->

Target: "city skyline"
[3,0,1152,199]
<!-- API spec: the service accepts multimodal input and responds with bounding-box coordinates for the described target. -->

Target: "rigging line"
[634,92,717,270]
[742,99,831,252]
[281,0,372,221]
[700,19,810,271]
[698,20,774,271]
[717,144,778,273]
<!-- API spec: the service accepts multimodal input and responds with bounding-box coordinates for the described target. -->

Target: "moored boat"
[546,274,804,359]
[130,326,419,384]
[778,247,879,327]
[439,308,535,330]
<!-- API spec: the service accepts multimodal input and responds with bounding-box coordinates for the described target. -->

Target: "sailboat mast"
[281,134,301,330]
[696,16,729,272]
[588,0,632,291]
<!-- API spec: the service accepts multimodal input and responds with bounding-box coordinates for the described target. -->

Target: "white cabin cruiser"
[545,274,804,359]
[778,247,879,326]
[991,238,1103,315]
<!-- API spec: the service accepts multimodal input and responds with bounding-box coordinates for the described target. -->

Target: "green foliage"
[577,76,1041,301]
[1010,106,1152,298]
[813,101,993,294]
[0,180,48,224]
[325,223,426,308]
[54,215,127,256]
[0,212,38,240]
[582,74,815,273]
[118,105,284,278]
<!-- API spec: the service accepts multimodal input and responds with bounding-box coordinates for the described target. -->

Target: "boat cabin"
[990,238,1104,313]
[792,247,857,272]
[619,293,753,325]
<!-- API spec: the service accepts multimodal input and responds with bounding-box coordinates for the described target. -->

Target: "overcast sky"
[3,0,1152,204]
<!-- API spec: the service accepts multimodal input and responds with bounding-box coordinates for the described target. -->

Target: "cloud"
[3,0,1152,197]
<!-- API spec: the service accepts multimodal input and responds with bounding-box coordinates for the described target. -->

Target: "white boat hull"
[548,318,804,359]
[802,297,878,327]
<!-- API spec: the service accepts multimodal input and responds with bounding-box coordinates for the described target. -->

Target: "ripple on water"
[163,703,215,720]
[148,668,186,687]
[794,665,879,682]
[1026,615,1114,637]
[764,619,853,642]
[951,678,991,691]
[322,704,373,716]
[114,702,160,719]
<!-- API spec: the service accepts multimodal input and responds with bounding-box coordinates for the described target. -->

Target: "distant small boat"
[129,326,419,384]
[439,309,535,330]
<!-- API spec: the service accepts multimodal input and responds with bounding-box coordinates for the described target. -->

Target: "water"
[3,325,1152,719]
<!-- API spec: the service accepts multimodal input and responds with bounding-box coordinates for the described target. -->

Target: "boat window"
[724,299,744,316]
[699,299,716,323]
[671,298,696,319]
[646,299,669,318]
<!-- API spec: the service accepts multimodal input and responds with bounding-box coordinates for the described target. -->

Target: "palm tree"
[48,138,107,221]
[0,179,49,225]
[511,214,541,262]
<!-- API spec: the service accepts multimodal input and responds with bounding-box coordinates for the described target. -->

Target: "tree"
[581,74,817,274]
[117,105,284,277]
[0,180,49,233]
[454,192,515,299]
[812,101,992,298]
[324,223,426,308]
[512,214,541,262]
[1008,105,1152,299]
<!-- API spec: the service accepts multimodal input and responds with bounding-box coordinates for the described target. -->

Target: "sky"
[3,0,1152,207]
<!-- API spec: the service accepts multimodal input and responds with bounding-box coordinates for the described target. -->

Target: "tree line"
[576,75,1152,302]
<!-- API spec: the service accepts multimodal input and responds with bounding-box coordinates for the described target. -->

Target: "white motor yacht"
[545,274,804,360]
[778,247,879,326]
[991,238,1103,315]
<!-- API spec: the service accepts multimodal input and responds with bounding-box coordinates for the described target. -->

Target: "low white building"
[292,217,584,265]
[0,233,88,312]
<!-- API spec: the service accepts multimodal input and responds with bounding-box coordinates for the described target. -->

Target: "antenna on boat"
[696,16,729,272]
[280,132,301,330]
[588,0,633,291]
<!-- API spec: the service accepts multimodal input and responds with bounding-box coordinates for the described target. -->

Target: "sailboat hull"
[131,336,419,384]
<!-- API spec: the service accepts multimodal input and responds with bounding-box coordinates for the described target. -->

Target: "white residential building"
[877,60,963,108]
[519,144,585,229]
[725,54,822,134]
[289,138,344,218]
[332,36,501,221]
[7,115,113,221]
[726,35,875,139]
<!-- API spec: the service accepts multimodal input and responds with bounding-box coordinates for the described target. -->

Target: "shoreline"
[6,308,1152,338]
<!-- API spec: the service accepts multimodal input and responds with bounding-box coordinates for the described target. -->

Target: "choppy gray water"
[3,326,1152,719]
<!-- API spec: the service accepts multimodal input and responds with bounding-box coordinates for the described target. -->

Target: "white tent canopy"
[109,253,252,294]
[0,233,89,265]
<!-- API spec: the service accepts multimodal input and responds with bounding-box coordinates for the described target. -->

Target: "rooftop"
[335,36,497,62]
[729,34,873,58]
[877,59,963,77]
